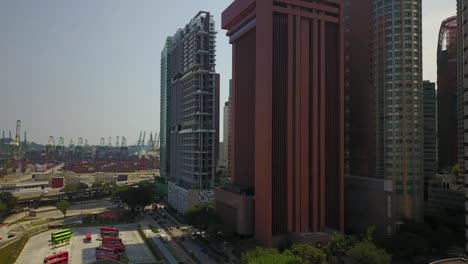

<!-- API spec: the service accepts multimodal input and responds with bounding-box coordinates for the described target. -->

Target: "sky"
[0,0,457,145]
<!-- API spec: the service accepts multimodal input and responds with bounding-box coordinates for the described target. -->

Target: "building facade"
[423,81,437,200]
[457,0,468,257]
[437,16,458,171]
[160,37,173,179]
[167,12,220,213]
[217,0,344,247]
[345,0,424,234]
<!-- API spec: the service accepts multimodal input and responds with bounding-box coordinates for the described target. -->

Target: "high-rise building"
[160,37,173,179]
[457,0,468,257]
[423,81,437,200]
[216,0,344,247]
[167,12,220,214]
[345,0,424,235]
[223,80,233,176]
[437,16,458,171]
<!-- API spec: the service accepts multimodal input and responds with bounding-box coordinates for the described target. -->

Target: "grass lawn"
[0,236,30,264]
[8,216,39,226]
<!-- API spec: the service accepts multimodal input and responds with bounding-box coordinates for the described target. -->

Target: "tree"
[242,247,302,264]
[0,192,18,220]
[347,241,391,264]
[186,203,217,228]
[290,244,326,264]
[112,183,154,212]
[56,200,70,219]
[63,182,88,199]
[451,164,460,175]
[324,232,356,263]
[185,202,224,238]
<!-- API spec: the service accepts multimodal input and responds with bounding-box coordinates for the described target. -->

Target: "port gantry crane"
[75,137,83,159]
[137,131,143,147]
[9,120,21,159]
[120,136,129,156]
[57,137,65,161]
[46,136,55,163]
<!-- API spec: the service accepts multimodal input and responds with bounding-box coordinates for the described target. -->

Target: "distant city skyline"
[0,0,456,144]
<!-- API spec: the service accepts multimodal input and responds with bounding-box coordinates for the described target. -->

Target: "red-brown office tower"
[217,0,345,247]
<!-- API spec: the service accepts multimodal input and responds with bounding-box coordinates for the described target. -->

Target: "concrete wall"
[345,176,395,236]
[215,187,254,235]
[168,182,214,214]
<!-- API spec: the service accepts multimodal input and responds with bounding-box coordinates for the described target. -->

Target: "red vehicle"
[95,246,117,256]
[102,236,122,244]
[96,252,120,261]
[84,232,92,243]
[102,242,125,252]
[100,227,119,237]
[43,251,69,264]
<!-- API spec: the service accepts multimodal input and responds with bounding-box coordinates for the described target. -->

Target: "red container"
[51,177,65,189]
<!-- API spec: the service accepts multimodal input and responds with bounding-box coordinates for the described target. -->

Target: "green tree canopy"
[112,182,154,212]
[451,164,460,175]
[290,244,326,264]
[347,241,391,264]
[0,192,18,220]
[185,202,224,238]
[56,199,70,219]
[242,247,302,264]
[63,182,88,199]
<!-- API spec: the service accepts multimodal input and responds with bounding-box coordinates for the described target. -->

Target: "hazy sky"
[0,0,457,145]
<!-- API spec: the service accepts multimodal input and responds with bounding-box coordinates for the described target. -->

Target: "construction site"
[0,120,160,178]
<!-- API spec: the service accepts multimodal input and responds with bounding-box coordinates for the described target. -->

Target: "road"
[151,210,220,264]
[141,214,195,264]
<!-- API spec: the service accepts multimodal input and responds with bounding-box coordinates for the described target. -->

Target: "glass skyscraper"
[160,37,172,179]
[372,0,423,223]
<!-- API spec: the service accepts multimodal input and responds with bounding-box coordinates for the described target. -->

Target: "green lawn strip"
[137,224,163,261]
[0,236,30,264]
[30,219,52,227]
[149,224,160,233]
[8,216,38,226]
